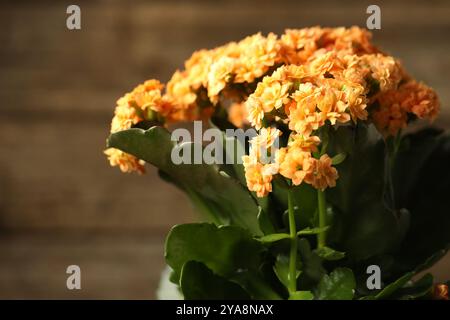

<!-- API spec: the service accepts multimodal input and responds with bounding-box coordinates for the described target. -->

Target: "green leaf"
[232,271,282,300]
[391,130,450,276]
[165,223,264,280]
[107,127,262,235]
[273,181,318,231]
[393,128,443,206]
[373,272,414,300]
[273,254,300,291]
[165,223,282,299]
[253,196,277,237]
[289,291,314,300]
[297,226,329,236]
[258,233,290,243]
[391,273,434,300]
[361,270,433,300]
[221,128,248,186]
[315,268,356,300]
[331,153,347,165]
[314,246,346,261]
[326,124,406,260]
[297,239,326,288]
[180,261,250,300]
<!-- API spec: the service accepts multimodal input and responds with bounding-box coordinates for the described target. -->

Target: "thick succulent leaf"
[231,271,282,300]
[257,204,277,235]
[315,268,356,300]
[107,127,262,235]
[363,271,414,300]
[219,127,248,186]
[273,181,318,230]
[391,130,450,276]
[297,239,327,289]
[359,254,441,300]
[327,124,385,213]
[314,246,346,261]
[391,273,434,300]
[180,261,250,300]
[258,233,290,243]
[211,124,275,232]
[165,223,264,279]
[273,254,291,290]
[297,226,330,236]
[326,124,407,260]
[393,128,443,206]
[165,223,281,299]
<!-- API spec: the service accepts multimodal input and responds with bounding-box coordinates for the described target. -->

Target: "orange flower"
[399,81,440,120]
[109,79,167,134]
[288,83,323,136]
[184,49,213,90]
[257,80,291,111]
[276,145,338,190]
[235,32,281,83]
[317,26,376,55]
[131,79,167,115]
[279,27,326,65]
[245,65,293,123]
[110,93,141,133]
[104,26,441,185]
[308,50,345,77]
[242,156,277,197]
[248,127,281,163]
[245,95,265,129]
[104,148,145,174]
[315,85,350,125]
[165,71,198,122]
[106,79,171,174]
[242,127,282,197]
[228,102,249,128]
[372,103,408,136]
[363,54,402,91]
[343,82,368,121]
[303,154,338,190]
[252,127,281,148]
[277,146,312,185]
[207,56,235,103]
[374,80,440,136]
[288,134,321,153]
[166,71,197,107]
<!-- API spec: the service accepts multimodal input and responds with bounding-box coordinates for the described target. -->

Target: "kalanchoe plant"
[105,27,449,300]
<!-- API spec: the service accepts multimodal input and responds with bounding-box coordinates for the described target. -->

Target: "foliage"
[108,123,450,300]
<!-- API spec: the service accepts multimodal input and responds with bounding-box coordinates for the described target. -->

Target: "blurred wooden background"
[0,0,448,299]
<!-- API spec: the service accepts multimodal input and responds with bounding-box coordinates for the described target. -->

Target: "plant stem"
[287,188,297,293]
[317,189,327,249]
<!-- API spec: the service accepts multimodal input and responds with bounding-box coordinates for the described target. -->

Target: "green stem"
[287,188,297,293]
[317,189,327,249]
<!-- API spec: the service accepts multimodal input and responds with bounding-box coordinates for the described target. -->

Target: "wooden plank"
[0,232,166,299]
[0,120,195,229]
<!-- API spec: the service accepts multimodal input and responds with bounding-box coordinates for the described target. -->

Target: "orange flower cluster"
[242,128,281,197]
[106,27,440,196]
[374,80,440,135]
[105,80,169,173]
[244,129,338,195]
[238,28,438,197]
